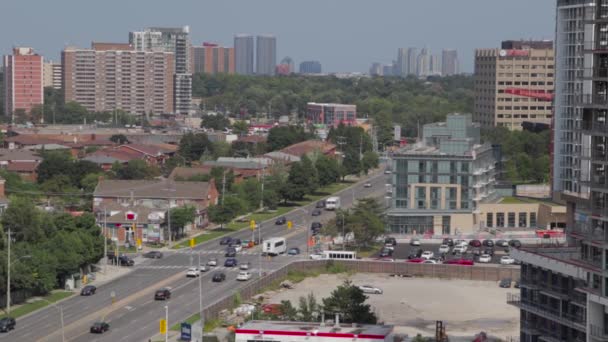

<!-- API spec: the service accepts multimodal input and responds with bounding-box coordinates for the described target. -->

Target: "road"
[1,171,389,342]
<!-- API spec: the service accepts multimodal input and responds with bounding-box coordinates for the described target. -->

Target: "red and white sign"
[125,211,137,221]
[500,49,530,57]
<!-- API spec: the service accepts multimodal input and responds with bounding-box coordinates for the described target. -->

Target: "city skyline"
[0,0,554,73]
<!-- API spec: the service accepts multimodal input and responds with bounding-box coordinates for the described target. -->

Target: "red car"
[468,239,482,247]
[444,259,474,266]
[406,258,425,263]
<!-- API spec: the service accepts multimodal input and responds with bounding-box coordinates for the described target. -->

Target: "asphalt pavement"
[1,170,389,342]
[381,242,512,265]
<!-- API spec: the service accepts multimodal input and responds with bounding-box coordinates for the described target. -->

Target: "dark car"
[311,209,322,216]
[483,248,495,256]
[143,251,163,259]
[482,239,494,247]
[385,237,397,247]
[117,255,134,266]
[154,288,171,300]
[288,247,300,255]
[407,248,423,259]
[379,248,393,258]
[508,240,522,248]
[468,239,482,248]
[212,272,226,282]
[224,258,238,267]
[472,248,482,256]
[90,321,110,334]
[0,317,16,332]
[311,222,322,230]
[225,248,237,257]
[316,200,325,209]
[275,216,287,225]
[499,278,512,288]
[232,238,242,246]
[80,285,97,296]
[219,237,233,245]
[495,239,509,247]
[442,238,454,247]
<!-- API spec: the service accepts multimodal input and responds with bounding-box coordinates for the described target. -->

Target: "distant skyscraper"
[280,56,294,73]
[3,47,43,122]
[383,63,395,77]
[234,34,254,75]
[407,48,418,76]
[256,35,276,76]
[441,49,459,76]
[299,61,322,74]
[130,26,192,115]
[191,43,235,74]
[416,48,431,77]
[369,63,382,76]
[276,56,294,75]
[429,54,441,76]
[396,48,408,76]
[43,61,62,90]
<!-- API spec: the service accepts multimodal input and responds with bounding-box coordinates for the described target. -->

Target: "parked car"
[482,240,494,247]
[384,237,397,248]
[379,248,393,258]
[237,271,252,281]
[508,240,522,248]
[478,254,492,263]
[437,244,450,254]
[469,239,482,247]
[219,237,233,245]
[421,251,434,260]
[110,254,134,266]
[499,278,512,288]
[212,272,226,282]
[455,239,468,247]
[288,247,301,255]
[357,285,383,294]
[311,222,322,230]
[384,170,391,174]
[500,256,516,265]
[409,238,421,246]
[224,258,238,267]
[453,245,468,254]
[406,258,425,263]
[90,321,110,334]
[186,267,200,277]
[154,288,171,300]
[315,200,326,208]
[423,259,440,264]
[495,239,509,247]
[442,238,454,247]
[444,259,474,266]
[309,253,326,260]
[239,262,250,270]
[364,182,372,188]
[275,216,287,225]
[225,248,237,258]
[207,258,218,267]
[142,251,163,259]
[0,317,15,332]
[80,285,97,296]
[483,248,495,256]
[311,209,322,216]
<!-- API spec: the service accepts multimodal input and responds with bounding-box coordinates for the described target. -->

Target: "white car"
[438,245,450,254]
[239,262,250,270]
[478,254,492,263]
[423,259,440,264]
[207,258,218,267]
[199,265,209,272]
[186,267,200,277]
[455,240,468,247]
[364,182,372,188]
[309,253,326,260]
[230,244,243,253]
[453,245,467,254]
[409,238,421,246]
[357,285,383,294]
[236,271,252,281]
[384,170,391,174]
[500,256,515,265]
[421,251,434,260]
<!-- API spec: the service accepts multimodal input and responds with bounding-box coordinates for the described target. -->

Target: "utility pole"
[103,208,108,274]
[164,305,169,342]
[198,251,204,342]
[259,165,265,211]
[6,227,10,315]
[359,134,363,161]
[167,199,172,245]
[221,171,226,206]
[258,224,262,277]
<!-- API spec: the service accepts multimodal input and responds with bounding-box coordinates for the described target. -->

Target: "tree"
[113,160,160,180]
[1,197,43,243]
[342,150,361,177]
[212,141,232,159]
[361,151,379,175]
[322,280,377,324]
[232,121,249,137]
[110,134,129,144]
[266,126,312,152]
[201,114,230,131]
[298,293,319,322]
[300,155,319,193]
[37,150,73,184]
[168,206,196,239]
[280,161,310,202]
[323,198,384,249]
[278,300,299,321]
[315,155,341,186]
[178,133,214,162]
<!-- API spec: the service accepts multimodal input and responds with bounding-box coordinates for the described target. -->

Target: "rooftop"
[280,140,336,158]
[237,321,393,339]
[94,179,213,200]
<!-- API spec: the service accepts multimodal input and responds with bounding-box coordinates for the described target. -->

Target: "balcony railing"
[581,120,608,134]
[507,293,587,331]
[582,67,608,79]
[575,93,608,106]
[583,41,608,52]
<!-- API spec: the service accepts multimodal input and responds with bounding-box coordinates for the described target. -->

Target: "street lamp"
[38,298,65,342]
[164,305,169,342]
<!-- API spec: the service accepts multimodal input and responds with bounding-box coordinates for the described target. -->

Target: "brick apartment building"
[3,47,43,123]
[191,43,235,74]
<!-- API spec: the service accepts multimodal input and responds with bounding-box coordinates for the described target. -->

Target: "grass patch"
[173,181,354,249]
[0,291,73,319]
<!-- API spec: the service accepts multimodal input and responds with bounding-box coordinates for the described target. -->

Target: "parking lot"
[374,241,516,266]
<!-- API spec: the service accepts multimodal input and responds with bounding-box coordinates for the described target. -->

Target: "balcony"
[507,293,586,331]
[591,324,608,341]
[583,41,608,53]
[581,120,608,136]
[575,94,608,107]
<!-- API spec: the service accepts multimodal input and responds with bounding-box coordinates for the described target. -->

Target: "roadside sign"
[189,238,195,248]
[160,319,167,334]
[180,322,192,341]
[136,238,142,248]
[250,220,256,230]
[287,221,292,229]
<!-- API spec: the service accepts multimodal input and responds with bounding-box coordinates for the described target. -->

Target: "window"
[486,213,494,227]
[496,213,505,227]
[519,212,527,227]
[508,213,516,227]
[530,213,537,227]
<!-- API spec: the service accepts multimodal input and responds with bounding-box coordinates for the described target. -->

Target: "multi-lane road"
[1,170,389,342]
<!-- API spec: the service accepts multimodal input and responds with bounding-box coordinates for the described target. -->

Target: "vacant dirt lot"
[264,273,519,340]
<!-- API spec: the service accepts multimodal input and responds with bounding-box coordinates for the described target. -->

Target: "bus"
[263,237,287,256]
[325,197,341,210]
[323,250,356,260]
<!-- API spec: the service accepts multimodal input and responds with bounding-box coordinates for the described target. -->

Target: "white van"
[263,237,287,256]
[325,197,341,210]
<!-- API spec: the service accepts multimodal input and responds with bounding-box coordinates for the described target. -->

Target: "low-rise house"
[93,179,219,245]
[279,140,336,159]
[83,143,177,170]
[0,148,43,181]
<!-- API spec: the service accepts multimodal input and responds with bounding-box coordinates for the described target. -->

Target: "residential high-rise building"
[416,48,431,77]
[407,48,418,76]
[256,35,276,76]
[306,102,356,127]
[3,47,43,122]
[62,43,174,115]
[130,26,192,115]
[276,56,294,75]
[474,40,554,130]
[383,63,395,77]
[386,114,497,235]
[442,49,459,76]
[234,34,254,75]
[429,54,441,76]
[396,48,408,76]
[369,63,382,76]
[299,61,322,74]
[191,43,235,74]
[43,61,62,90]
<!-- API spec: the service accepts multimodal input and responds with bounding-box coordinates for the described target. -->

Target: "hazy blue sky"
[1,0,554,73]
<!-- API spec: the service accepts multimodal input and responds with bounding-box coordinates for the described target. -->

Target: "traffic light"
[160,319,167,334]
